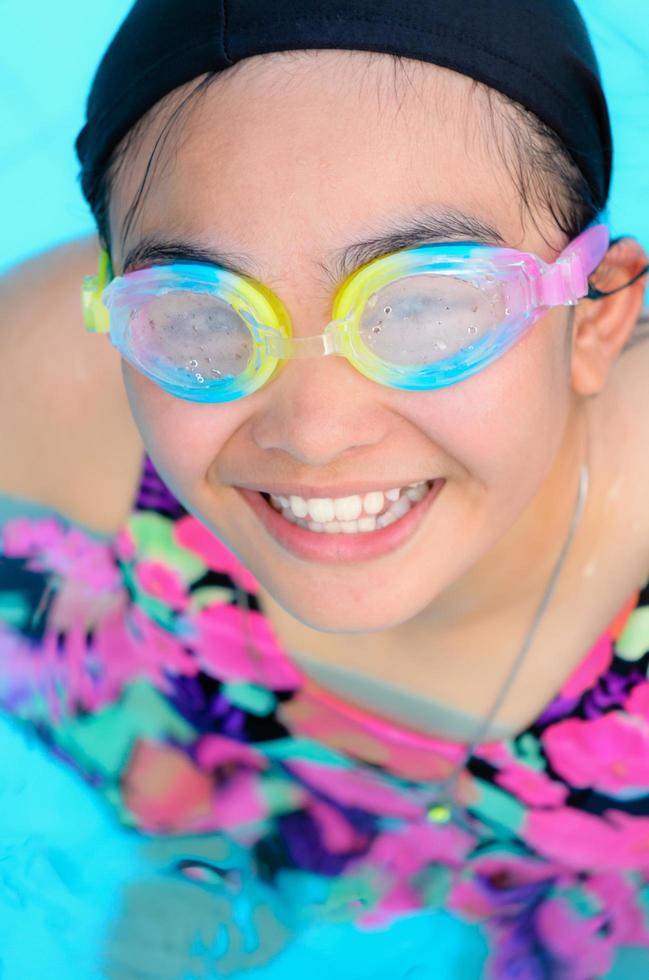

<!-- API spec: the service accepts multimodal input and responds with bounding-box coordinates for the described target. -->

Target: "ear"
[570,236,648,396]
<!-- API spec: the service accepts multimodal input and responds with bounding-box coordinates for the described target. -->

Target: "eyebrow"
[121,207,506,284]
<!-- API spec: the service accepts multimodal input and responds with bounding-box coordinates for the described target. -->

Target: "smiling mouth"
[237,478,445,564]
[259,479,435,534]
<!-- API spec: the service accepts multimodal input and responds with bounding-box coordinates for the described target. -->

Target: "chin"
[263,580,435,635]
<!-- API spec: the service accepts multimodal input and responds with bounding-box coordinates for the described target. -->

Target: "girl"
[1,1,649,976]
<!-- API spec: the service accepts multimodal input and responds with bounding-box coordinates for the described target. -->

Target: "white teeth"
[358,516,377,532]
[363,491,384,515]
[289,495,309,518]
[307,498,336,522]
[333,495,363,521]
[268,479,435,534]
[339,521,362,533]
[390,495,413,520]
[312,515,379,534]
[376,510,399,529]
[406,482,429,503]
[324,521,342,533]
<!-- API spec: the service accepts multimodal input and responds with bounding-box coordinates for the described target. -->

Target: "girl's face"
[109,52,581,634]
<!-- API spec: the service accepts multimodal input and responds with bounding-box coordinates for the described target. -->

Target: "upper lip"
[236,478,439,498]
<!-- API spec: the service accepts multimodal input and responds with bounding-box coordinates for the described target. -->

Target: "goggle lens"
[356,272,505,367]
[129,291,255,384]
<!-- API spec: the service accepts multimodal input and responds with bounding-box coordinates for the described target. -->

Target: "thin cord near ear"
[586,236,649,300]
[587,264,649,300]
[234,581,267,680]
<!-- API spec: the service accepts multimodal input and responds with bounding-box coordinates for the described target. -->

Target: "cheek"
[120,363,244,493]
[401,312,572,492]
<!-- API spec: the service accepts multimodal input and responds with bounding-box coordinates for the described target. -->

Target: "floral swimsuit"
[2,454,649,979]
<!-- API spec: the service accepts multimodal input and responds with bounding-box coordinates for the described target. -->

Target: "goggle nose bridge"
[260,318,351,360]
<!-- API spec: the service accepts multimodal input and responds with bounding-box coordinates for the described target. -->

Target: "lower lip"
[237,481,445,564]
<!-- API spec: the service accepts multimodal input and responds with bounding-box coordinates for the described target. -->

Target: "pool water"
[0,703,489,976]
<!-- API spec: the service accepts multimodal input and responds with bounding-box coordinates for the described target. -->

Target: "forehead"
[109,51,552,277]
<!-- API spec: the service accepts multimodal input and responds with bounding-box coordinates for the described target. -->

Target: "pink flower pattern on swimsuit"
[2,453,649,978]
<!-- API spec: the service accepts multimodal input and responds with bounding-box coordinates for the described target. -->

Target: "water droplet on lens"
[471,305,478,313]
[207,356,212,363]
[188,359,198,369]
[383,306,392,315]
[372,325,382,334]
[367,295,378,309]
[433,339,447,351]
[468,325,478,336]
[195,373,204,383]
[505,307,512,316]
[210,369,222,378]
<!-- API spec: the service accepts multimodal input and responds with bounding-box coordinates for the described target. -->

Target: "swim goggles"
[82,225,610,403]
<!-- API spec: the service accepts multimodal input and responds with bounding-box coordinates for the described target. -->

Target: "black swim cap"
[75,0,612,213]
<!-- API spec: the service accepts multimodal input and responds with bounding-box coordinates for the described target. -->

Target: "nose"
[250,347,390,466]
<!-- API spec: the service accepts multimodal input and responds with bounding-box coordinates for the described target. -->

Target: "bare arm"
[0,236,140,528]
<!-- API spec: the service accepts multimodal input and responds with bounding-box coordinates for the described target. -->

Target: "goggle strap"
[81,248,113,333]
[537,224,609,307]
[539,253,587,306]
[587,262,649,300]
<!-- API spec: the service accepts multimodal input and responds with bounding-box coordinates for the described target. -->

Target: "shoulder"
[0,237,143,536]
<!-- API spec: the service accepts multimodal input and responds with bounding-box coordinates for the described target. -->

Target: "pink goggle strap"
[538,224,610,307]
